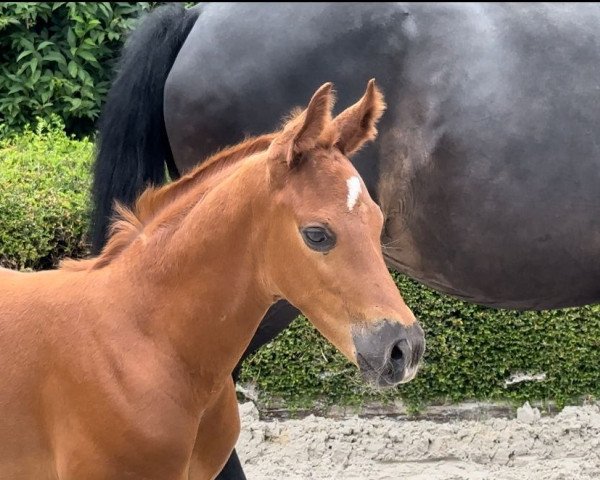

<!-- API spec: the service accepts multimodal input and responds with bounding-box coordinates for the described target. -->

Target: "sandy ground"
[236,402,600,480]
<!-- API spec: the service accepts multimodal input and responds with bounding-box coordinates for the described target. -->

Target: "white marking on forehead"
[346,176,362,212]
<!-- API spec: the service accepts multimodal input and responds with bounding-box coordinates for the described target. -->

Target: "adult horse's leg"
[214,451,246,480]
[232,300,300,381]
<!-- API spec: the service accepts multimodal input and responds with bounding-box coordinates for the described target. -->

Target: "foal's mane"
[62,134,274,272]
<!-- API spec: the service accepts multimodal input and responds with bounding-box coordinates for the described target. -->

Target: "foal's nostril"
[389,340,408,376]
[353,320,425,387]
[390,344,404,361]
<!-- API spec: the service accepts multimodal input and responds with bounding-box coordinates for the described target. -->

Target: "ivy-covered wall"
[240,274,600,410]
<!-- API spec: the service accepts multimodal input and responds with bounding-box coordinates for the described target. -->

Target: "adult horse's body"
[93,2,600,311]
[0,83,424,479]
[91,3,600,479]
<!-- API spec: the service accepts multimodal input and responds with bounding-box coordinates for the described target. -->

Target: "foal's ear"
[333,79,386,156]
[284,82,335,168]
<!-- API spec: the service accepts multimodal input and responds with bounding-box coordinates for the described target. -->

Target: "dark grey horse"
[90,3,600,478]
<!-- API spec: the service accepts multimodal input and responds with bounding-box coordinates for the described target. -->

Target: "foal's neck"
[109,154,274,394]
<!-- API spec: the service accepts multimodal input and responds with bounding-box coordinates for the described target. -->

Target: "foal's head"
[263,81,425,386]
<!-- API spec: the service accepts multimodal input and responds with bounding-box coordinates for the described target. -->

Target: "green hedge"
[1,125,599,409]
[0,2,154,137]
[0,116,92,269]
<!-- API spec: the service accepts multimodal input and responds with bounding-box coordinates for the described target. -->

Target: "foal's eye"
[300,225,336,252]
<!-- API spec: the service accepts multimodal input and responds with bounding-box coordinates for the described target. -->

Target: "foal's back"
[0,268,75,478]
[0,267,66,387]
[0,268,134,478]
[0,268,86,376]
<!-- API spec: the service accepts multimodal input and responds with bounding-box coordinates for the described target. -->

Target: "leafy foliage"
[0,116,92,269]
[0,2,154,137]
[0,127,598,409]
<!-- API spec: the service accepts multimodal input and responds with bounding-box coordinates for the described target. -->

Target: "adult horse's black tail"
[90,4,200,253]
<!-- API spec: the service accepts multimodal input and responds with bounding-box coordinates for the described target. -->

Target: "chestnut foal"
[0,81,424,479]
